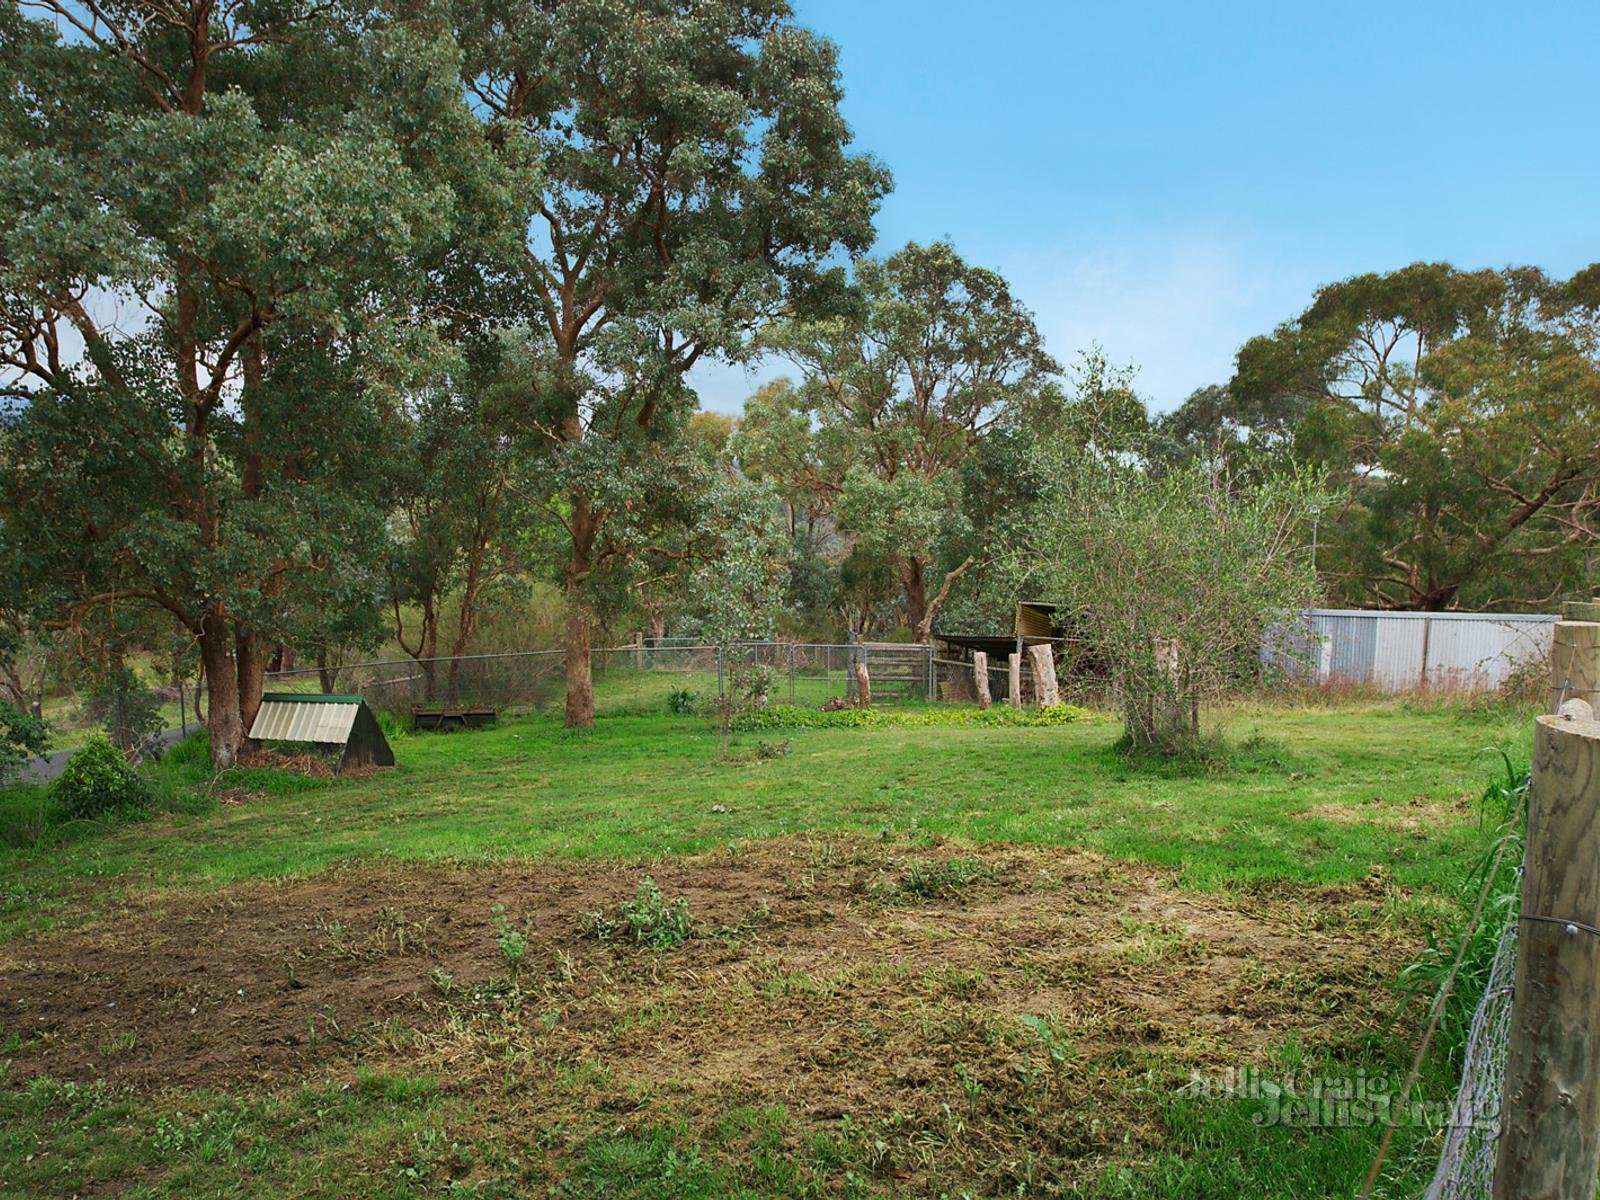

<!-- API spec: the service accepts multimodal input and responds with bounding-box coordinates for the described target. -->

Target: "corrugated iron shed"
[248,693,394,772]
[251,694,363,744]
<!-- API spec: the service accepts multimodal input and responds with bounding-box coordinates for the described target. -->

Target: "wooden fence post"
[1494,617,1600,1200]
[1028,644,1060,707]
[1007,653,1022,709]
[1551,613,1600,713]
[973,652,991,709]
[1493,698,1600,1200]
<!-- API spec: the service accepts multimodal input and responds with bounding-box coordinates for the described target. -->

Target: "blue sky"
[691,0,1600,414]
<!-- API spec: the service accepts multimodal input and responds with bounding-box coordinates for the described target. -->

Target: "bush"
[731,703,1098,733]
[50,735,152,822]
[0,700,49,784]
[666,688,699,715]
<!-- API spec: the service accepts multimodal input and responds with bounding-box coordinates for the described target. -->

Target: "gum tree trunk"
[199,611,244,769]
[563,500,597,728]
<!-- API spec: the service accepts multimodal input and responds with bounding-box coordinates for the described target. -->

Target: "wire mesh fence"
[264,641,994,719]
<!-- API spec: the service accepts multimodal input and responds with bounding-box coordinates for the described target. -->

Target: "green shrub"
[0,700,49,784]
[731,702,1098,733]
[50,735,152,822]
[666,688,699,715]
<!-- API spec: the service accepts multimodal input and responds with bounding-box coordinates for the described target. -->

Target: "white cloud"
[994,233,1319,414]
[686,231,1325,417]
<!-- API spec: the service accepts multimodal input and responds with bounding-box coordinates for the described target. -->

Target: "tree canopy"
[1185,263,1600,610]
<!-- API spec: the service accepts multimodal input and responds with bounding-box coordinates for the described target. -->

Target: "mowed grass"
[0,692,1528,941]
[0,689,1533,1198]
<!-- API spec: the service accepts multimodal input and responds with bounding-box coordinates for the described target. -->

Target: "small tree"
[1032,457,1325,754]
[692,479,787,757]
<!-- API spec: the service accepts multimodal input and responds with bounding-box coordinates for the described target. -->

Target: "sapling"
[490,905,527,988]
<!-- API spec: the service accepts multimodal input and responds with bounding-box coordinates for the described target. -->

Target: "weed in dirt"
[709,898,771,945]
[899,856,985,900]
[1018,1014,1076,1079]
[955,1063,984,1115]
[490,904,528,987]
[582,876,693,949]
[98,1029,136,1056]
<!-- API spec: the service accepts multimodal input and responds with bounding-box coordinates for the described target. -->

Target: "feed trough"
[411,705,500,732]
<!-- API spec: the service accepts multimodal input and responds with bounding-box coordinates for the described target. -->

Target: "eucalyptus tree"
[453,0,889,726]
[770,240,1061,641]
[0,1,498,765]
[1231,263,1600,609]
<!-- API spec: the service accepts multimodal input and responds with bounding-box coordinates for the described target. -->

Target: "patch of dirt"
[1297,791,1474,832]
[0,837,1420,1191]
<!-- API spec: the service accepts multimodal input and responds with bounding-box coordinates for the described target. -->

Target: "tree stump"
[854,662,871,709]
[1028,644,1059,707]
[1007,653,1022,709]
[972,652,991,708]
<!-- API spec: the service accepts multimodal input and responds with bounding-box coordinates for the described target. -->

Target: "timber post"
[1007,653,1022,709]
[1493,615,1600,1200]
[1550,616,1600,714]
[1492,698,1600,1200]
[973,652,991,709]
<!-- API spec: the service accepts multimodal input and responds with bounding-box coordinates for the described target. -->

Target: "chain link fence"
[265,641,1027,719]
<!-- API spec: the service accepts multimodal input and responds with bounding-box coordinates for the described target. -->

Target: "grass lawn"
[0,692,1530,1198]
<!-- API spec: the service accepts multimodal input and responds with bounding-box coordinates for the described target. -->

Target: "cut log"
[973,652,991,709]
[854,661,871,709]
[1007,653,1022,709]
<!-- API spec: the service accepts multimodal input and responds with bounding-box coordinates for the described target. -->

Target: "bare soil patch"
[0,836,1418,1191]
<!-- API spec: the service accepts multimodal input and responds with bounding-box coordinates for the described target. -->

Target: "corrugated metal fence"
[1265,608,1558,691]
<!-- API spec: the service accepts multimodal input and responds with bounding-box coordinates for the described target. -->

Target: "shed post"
[972,652,991,709]
[927,643,936,702]
[1007,653,1022,709]
[1493,699,1600,1200]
